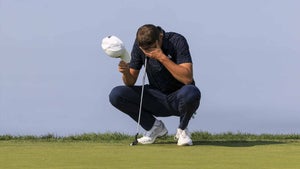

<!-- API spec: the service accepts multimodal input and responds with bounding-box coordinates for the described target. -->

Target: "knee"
[109,86,126,106]
[179,85,201,103]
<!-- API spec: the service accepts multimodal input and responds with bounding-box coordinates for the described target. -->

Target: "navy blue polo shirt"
[130,28,194,94]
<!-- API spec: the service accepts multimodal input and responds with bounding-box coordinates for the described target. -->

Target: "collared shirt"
[130,28,194,94]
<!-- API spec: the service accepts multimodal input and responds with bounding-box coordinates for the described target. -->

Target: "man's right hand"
[118,61,130,74]
[118,60,140,86]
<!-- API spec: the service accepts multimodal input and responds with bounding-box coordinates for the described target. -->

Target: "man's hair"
[136,24,161,50]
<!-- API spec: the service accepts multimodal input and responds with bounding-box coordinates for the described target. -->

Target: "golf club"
[130,57,148,146]
[101,35,147,146]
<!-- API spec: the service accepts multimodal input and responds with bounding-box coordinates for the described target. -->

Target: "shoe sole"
[138,129,168,144]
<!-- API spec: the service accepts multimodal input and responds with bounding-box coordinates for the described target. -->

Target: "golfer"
[109,24,201,146]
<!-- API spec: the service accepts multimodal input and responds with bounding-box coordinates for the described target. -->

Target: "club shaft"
[136,57,147,134]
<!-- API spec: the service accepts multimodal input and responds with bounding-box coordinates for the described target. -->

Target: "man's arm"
[118,61,140,86]
[158,57,193,85]
[140,41,193,85]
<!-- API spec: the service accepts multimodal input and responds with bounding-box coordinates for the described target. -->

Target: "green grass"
[1,132,299,142]
[1,132,300,169]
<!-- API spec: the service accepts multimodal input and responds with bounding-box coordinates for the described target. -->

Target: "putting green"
[0,141,299,169]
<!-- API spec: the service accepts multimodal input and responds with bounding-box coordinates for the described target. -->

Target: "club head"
[130,140,138,146]
[129,133,139,146]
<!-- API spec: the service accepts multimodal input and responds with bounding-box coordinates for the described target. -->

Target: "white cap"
[101,35,131,63]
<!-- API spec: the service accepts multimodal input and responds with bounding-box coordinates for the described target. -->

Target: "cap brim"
[120,49,131,63]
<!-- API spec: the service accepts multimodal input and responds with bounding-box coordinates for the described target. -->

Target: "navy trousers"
[109,84,201,131]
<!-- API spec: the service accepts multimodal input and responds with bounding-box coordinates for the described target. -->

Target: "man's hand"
[140,41,193,85]
[139,41,165,60]
[118,60,139,86]
[118,60,130,74]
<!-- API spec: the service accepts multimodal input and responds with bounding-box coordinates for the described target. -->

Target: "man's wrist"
[122,69,131,77]
[158,53,169,63]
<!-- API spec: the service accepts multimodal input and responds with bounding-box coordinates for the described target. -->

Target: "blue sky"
[1,0,299,136]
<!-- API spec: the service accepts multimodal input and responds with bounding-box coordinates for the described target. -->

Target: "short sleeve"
[174,35,192,64]
[129,40,144,70]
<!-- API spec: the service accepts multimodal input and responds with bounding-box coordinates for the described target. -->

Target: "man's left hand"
[139,41,165,60]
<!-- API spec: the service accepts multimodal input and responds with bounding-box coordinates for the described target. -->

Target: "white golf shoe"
[174,128,193,146]
[137,120,168,144]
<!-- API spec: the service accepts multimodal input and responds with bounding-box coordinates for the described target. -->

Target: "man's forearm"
[158,55,193,85]
[140,45,193,85]
[122,73,135,86]
[122,69,138,86]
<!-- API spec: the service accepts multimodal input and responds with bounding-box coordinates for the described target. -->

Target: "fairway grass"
[1,140,300,169]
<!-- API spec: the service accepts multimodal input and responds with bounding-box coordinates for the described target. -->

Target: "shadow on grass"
[155,140,285,147]
[193,140,285,147]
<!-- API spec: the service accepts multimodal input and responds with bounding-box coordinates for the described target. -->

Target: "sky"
[0,0,299,136]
